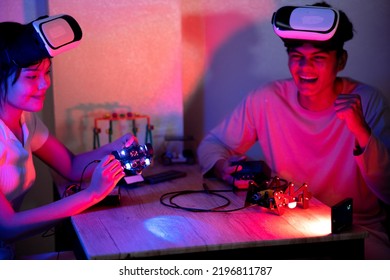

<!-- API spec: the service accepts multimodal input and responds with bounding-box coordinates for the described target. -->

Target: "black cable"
[62,183,79,198]
[62,159,101,198]
[41,227,55,238]
[77,159,101,192]
[45,160,102,239]
[159,187,249,213]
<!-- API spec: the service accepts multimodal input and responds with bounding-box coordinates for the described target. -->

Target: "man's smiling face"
[287,43,341,99]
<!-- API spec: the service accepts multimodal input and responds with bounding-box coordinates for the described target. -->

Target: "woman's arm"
[0,154,124,243]
[33,132,135,181]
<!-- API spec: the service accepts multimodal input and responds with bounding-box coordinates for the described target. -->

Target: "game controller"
[112,143,153,176]
[231,160,271,185]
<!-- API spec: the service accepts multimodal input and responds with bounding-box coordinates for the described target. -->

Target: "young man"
[197,3,390,259]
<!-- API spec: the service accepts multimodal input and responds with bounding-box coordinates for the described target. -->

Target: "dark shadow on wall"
[184,18,275,159]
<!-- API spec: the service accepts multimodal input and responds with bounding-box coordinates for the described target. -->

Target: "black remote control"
[143,170,187,184]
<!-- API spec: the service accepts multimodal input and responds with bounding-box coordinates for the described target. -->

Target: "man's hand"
[334,94,371,149]
[213,155,249,189]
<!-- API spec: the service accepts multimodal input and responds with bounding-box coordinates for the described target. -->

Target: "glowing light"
[305,216,332,236]
[144,215,205,243]
[288,202,297,209]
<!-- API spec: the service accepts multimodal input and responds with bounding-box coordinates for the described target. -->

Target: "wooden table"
[55,164,367,260]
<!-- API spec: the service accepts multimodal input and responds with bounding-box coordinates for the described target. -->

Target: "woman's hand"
[110,133,138,151]
[87,155,125,201]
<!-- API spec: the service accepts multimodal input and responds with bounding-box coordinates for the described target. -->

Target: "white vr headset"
[7,14,82,67]
[272,6,339,41]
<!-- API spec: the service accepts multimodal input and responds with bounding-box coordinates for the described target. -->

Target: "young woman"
[0,20,132,259]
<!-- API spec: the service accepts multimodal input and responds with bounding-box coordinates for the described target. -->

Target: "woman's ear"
[337,50,348,71]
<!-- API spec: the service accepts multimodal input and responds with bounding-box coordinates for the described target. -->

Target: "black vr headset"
[6,14,82,67]
[272,6,339,41]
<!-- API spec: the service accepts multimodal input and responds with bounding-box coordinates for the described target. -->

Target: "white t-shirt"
[198,77,390,259]
[0,112,49,259]
[0,112,49,208]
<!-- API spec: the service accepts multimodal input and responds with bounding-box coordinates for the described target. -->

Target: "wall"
[5,0,388,156]
[49,0,184,156]
[50,0,390,156]
[1,0,389,256]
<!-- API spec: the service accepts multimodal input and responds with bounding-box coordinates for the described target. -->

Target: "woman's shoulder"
[22,111,38,123]
[22,112,48,129]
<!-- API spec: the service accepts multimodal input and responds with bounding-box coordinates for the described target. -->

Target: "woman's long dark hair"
[0,22,47,108]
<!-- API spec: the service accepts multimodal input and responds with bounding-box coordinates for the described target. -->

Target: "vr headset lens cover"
[36,17,79,53]
[272,6,339,41]
[7,14,82,67]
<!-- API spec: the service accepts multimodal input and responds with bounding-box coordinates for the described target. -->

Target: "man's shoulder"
[341,77,389,110]
[253,78,294,91]
[249,79,296,98]
[341,77,380,94]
